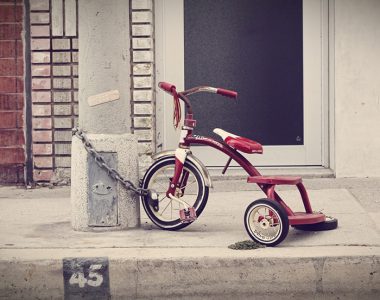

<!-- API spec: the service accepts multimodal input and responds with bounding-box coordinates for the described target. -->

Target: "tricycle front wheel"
[244,199,289,247]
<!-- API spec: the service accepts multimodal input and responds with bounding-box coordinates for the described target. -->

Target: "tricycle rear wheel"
[244,199,289,247]
[292,216,338,231]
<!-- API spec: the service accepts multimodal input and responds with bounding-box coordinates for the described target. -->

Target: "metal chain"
[72,127,150,196]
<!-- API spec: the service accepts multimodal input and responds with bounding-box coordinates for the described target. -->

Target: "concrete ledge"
[71,133,140,231]
[0,247,379,299]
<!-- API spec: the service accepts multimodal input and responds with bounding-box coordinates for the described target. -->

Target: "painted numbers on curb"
[63,257,110,299]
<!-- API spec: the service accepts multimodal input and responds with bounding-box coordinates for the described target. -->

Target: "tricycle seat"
[213,128,263,154]
[247,176,302,185]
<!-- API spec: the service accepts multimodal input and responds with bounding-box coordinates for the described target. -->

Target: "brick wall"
[0,0,156,185]
[29,0,78,183]
[0,0,25,184]
[131,0,155,174]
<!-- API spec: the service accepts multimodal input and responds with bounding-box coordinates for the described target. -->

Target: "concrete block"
[132,38,153,49]
[71,133,140,231]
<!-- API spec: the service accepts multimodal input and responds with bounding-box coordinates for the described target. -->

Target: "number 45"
[69,264,103,288]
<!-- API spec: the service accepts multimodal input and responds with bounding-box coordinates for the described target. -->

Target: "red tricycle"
[141,82,338,246]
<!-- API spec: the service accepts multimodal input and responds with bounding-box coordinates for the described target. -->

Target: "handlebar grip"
[159,82,176,94]
[217,88,238,99]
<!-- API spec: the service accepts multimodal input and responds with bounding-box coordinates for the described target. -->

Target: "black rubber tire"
[244,199,289,247]
[141,156,209,230]
[292,216,338,231]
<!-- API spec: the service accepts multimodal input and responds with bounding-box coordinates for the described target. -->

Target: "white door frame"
[155,0,329,167]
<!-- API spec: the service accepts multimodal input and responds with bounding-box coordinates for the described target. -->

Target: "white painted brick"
[54,91,71,102]
[52,39,70,50]
[54,144,71,154]
[53,104,71,115]
[53,52,71,63]
[133,51,153,62]
[134,129,153,141]
[132,0,152,10]
[73,91,78,101]
[133,90,153,101]
[134,117,152,128]
[65,0,77,37]
[53,78,72,89]
[55,156,71,167]
[72,65,78,76]
[54,130,72,142]
[73,78,78,89]
[132,24,153,36]
[133,76,152,88]
[30,0,50,11]
[133,63,153,75]
[30,12,50,24]
[132,11,153,23]
[52,0,64,36]
[53,65,71,76]
[132,38,153,49]
[72,52,78,63]
[54,118,72,129]
[72,39,78,49]
[134,103,153,115]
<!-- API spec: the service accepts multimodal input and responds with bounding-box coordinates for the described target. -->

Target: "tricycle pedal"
[179,207,197,223]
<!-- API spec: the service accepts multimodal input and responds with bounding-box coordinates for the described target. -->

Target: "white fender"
[152,150,213,188]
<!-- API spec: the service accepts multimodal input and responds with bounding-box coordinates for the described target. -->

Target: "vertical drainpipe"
[23,0,34,186]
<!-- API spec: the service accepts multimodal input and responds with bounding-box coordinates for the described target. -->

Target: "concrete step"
[1,247,379,299]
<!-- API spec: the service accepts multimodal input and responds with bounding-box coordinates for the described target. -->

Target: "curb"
[0,247,379,299]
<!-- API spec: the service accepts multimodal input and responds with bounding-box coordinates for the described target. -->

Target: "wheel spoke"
[160,200,172,216]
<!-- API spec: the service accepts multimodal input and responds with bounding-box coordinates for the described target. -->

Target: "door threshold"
[208,166,334,181]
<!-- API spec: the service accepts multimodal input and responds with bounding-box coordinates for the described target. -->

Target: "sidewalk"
[0,178,379,299]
